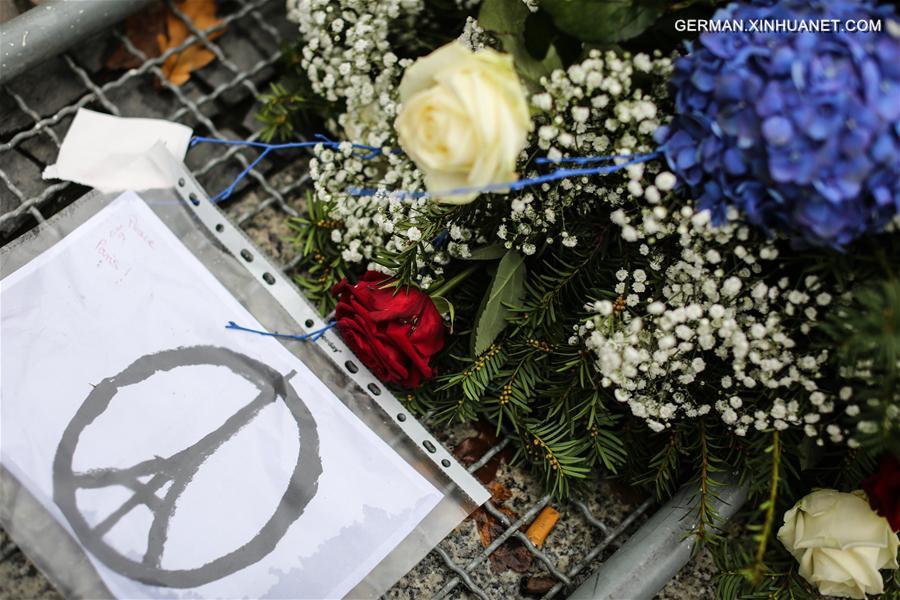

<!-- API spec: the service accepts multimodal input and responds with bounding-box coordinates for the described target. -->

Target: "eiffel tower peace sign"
[52,346,322,588]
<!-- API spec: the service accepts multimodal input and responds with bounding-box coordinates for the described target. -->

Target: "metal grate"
[0,1,655,597]
[424,446,654,599]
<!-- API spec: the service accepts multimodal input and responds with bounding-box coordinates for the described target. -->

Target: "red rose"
[332,271,445,388]
[863,455,900,531]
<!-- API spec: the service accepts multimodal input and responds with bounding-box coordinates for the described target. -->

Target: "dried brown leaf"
[106,3,167,70]
[521,576,557,596]
[490,538,534,574]
[473,505,534,573]
[106,0,225,85]
[452,421,513,484]
[471,487,535,574]
[157,0,225,86]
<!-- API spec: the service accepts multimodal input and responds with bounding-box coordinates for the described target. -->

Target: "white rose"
[395,42,532,204]
[777,489,899,599]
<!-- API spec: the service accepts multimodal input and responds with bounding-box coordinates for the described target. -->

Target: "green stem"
[750,430,780,585]
[429,264,480,299]
[697,422,711,541]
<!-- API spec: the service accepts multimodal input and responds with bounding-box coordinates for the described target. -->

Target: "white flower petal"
[779,489,899,599]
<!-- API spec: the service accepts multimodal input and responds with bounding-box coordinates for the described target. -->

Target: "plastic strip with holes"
[146,144,488,506]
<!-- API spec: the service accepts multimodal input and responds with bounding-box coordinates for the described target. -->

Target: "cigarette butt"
[525,506,560,548]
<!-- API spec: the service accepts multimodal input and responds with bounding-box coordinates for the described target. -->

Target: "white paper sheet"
[0,192,442,599]
[42,109,193,191]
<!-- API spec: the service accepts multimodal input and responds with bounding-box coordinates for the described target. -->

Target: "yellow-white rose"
[777,489,899,599]
[395,42,532,204]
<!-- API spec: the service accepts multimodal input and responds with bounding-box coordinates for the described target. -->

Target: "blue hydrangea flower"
[655,0,900,247]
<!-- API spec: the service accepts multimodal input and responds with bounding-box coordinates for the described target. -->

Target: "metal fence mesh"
[0,1,655,597]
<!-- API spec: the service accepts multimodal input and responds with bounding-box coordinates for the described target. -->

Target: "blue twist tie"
[190,135,386,203]
[190,134,665,204]
[347,150,662,200]
[225,320,336,343]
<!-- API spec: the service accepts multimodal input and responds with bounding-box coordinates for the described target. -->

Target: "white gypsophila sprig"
[497,49,673,253]
[288,7,677,279]
[308,142,452,285]
[577,198,847,443]
[286,0,422,145]
[288,0,501,284]
[834,346,900,448]
[459,16,490,51]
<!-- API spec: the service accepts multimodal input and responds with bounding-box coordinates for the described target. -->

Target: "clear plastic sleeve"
[0,145,488,599]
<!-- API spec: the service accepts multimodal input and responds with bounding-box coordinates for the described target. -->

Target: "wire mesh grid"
[0,1,656,597]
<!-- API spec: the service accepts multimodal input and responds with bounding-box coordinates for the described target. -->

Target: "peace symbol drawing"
[52,346,322,588]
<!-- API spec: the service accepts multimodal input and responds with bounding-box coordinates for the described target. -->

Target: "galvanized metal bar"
[541,498,656,600]
[164,0,260,97]
[0,1,255,153]
[482,501,572,585]
[0,0,155,85]
[569,479,748,600]
[432,494,553,599]
[433,546,492,600]
[6,89,61,147]
[465,438,510,474]
[570,499,611,534]
[61,54,120,116]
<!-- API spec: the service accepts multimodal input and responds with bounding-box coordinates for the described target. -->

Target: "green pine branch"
[286,191,349,314]
[520,419,592,497]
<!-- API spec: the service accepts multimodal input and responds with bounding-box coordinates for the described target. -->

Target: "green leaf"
[797,436,824,471]
[430,296,456,331]
[540,0,667,44]
[466,244,507,261]
[472,250,526,355]
[478,0,563,84]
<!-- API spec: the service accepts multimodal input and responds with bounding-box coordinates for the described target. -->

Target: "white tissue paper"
[43,109,193,191]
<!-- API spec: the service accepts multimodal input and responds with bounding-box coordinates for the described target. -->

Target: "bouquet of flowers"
[260,0,900,596]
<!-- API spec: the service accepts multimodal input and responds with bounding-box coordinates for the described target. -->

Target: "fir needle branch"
[538,240,604,310]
